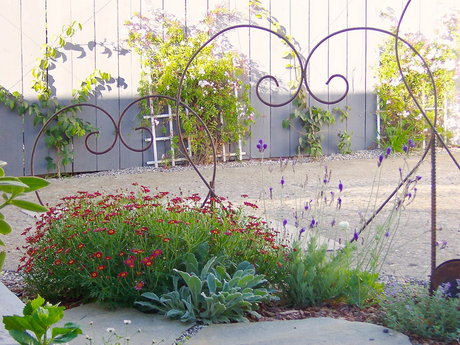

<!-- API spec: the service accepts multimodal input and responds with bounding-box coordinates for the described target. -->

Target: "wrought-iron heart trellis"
[31,0,460,280]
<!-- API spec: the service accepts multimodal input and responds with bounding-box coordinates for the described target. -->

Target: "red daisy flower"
[141,256,153,265]
[77,243,85,249]
[97,265,106,271]
[104,256,112,260]
[67,259,76,265]
[162,238,170,243]
[54,259,61,266]
[151,249,162,257]
[118,252,125,257]
[90,271,98,278]
[210,229,220,235]
[135,281,144,290]
[118,271,128,278]
[107,229,116,235]
[93,252,103,258]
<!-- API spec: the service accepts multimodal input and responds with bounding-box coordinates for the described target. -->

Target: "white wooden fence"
[0,0,452,176]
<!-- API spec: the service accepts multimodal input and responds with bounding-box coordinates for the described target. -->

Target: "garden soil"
[2,149,460,282]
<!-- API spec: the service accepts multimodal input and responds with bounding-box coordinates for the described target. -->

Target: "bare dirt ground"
[2,149,460,283]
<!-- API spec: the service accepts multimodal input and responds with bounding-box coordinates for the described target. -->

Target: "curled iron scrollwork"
[31,0,460,276]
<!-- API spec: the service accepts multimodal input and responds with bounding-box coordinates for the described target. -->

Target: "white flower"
[338,221,349,230]
[198,80,211,88]
[107,328,115,333]
[124,320,132,324]
[198,68,205,76]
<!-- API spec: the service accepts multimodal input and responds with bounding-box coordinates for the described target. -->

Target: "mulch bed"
[255,302,458,345]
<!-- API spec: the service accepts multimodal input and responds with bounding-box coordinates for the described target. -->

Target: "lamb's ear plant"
[0,160,49,270]
[135,255,277,324]
[2,295,82,345]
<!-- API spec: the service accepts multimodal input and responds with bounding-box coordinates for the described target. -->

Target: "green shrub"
[281,238,383,308]
[136,254,277,324]
[381,282,460,342]
[19,185,285,307]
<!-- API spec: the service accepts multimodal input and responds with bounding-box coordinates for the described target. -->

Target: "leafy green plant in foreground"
[2,295,82,345]
[0,160,49,270]
[136,254,277,324]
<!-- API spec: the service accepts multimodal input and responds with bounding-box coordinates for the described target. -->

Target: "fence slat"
[0,108,23,176]
[70,1,98,174]
[2,0,424,174]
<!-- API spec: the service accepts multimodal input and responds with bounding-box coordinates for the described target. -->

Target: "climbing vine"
[126,7,256,164]
[375,9,460,151]
[250,1,352,157]
[0,21,112,176]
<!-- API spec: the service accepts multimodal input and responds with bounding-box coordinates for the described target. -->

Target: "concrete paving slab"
[0,282,25,345]
[184,317,411,345]
[55,303,194,345]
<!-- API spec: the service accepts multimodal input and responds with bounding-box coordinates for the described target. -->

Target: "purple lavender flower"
[283,219,288,227]
[385,231,389,237]
[281,177,285,188]
[269,187,273,199]
[299,228,306,240]
[339,180,343,193]
[331,219,336,227]
[386,146,392,158]
[353,230,359,241]
[408,138,415,148]
[440,239,447,250]
[305,204,309,211]
[403,144,408,154]
[257,139,267,153]
[310,219,316,228]
[377,154,384,167]
[337,197,342,210]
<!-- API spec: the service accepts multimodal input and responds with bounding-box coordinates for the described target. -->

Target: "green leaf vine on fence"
[375,8,460,152]
[0,21,113,177]
[125,7,256,164]
[250,1,353,157]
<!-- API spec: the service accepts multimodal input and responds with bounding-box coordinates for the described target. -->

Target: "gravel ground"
[2,147,460,293]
